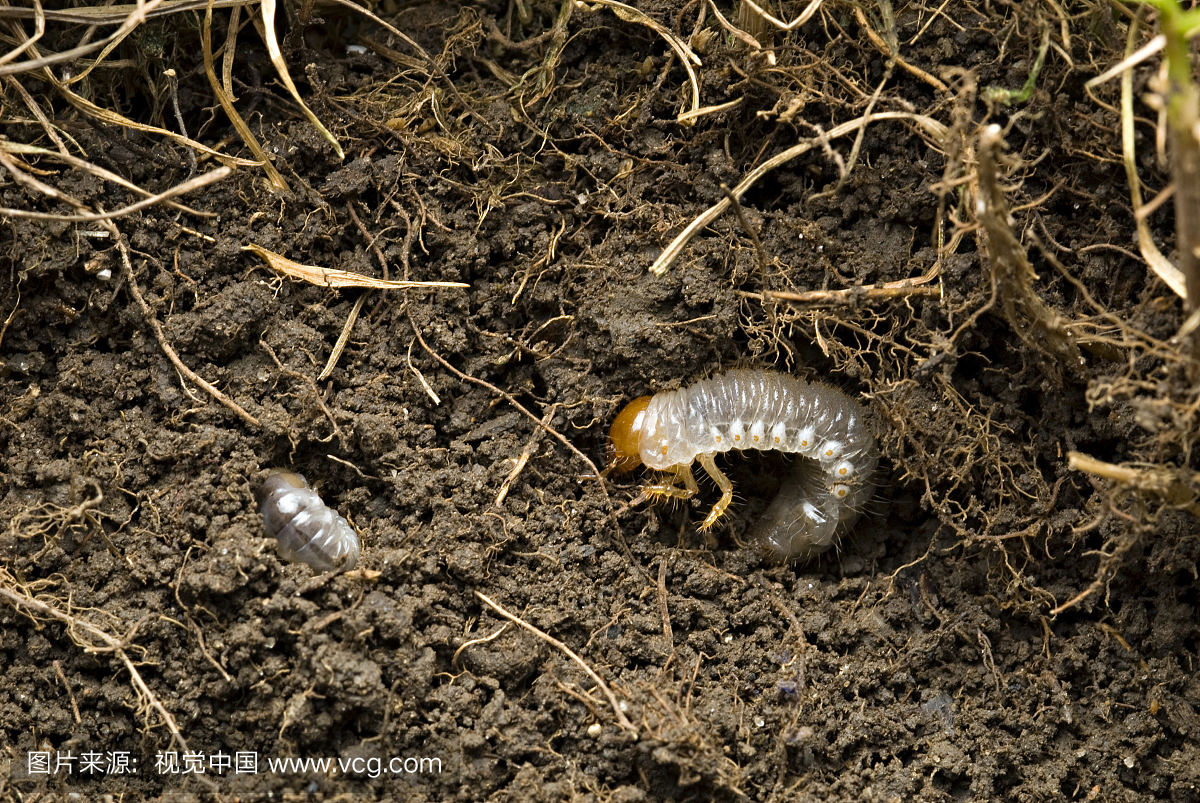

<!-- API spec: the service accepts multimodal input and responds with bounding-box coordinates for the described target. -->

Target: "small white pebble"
[587,723,602,737]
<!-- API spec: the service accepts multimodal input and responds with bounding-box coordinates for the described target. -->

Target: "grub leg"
[697,453,733,528]
[645,465,699,502]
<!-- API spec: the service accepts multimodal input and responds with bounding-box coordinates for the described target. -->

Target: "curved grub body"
[613,369,877,562]
[256,471,360,572]
[750,446,877,562]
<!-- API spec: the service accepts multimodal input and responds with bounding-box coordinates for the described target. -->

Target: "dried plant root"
[975,124,1083,382]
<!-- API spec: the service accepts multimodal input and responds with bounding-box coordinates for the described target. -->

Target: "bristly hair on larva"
[606,368,878,562]
[256,470,360,572]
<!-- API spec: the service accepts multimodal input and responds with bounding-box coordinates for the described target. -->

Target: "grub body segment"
[256,471,360,572]
[610,368,878,562]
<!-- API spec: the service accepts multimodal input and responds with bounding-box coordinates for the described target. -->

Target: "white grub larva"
[606,369,878,562]
[256,471,360,572]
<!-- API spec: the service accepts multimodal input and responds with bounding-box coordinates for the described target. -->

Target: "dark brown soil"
[2,1,1199,801]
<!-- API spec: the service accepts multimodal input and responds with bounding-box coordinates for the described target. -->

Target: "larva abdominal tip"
[257,470,360,572]
[607,368,878,562]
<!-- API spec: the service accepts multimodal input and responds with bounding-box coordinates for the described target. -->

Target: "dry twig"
[114,225,261,428]
[496,406,557,506]
[475,591,638,736]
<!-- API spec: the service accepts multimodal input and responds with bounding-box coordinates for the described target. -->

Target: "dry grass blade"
[678,97,743,125]
[202,0,289,192]
[257,0,344,159]
[0,0,206,178]
[650,111,948,275]
[0,141,212,217]
[4,71,73,156]
[730,0,824,32]
[245,244,469,290]
[576,0,701,124]
[0,0,45,69]
[707,0,767,53]
[0,0,169,76]
[0,0,251,25]
[50,78,259,166]
[318,292,367,381]
[1085,33,1165,89]
[0,161,231,222]
[64,5,157,86]
[706,0,826,53]
[1086,10,1186,299]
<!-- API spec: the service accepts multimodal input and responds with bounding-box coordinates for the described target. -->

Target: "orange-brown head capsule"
[606,396,652,474]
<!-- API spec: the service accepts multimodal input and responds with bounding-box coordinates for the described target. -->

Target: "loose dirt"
[2,2,1198,801]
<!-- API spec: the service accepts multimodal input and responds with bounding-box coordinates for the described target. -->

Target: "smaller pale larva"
[606,369,878,562]
[256,470,360,572]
